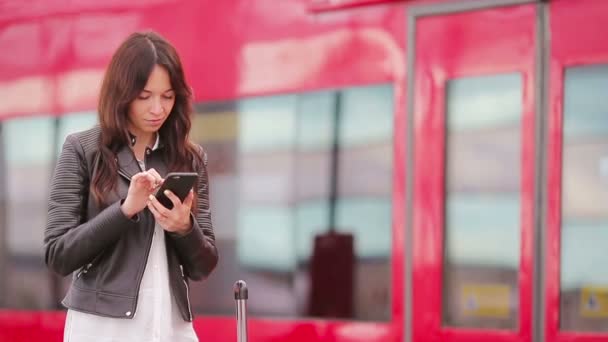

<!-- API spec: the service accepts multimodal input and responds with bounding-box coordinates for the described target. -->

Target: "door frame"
[403,1,549,342]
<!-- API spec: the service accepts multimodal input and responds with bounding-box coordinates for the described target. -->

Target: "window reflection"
[191,85,393,321]
[55,112,97,156]
[442,74,522,329]
[0,123,7,307]
[561,64,608,332]
[0,114,98,310]
[3,116,55,309]
[0,85,393,322]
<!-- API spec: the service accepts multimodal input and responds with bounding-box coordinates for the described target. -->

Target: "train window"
[55,111,98,156]
[442,74,522,329]
[560,64,608,332]
[190,84,393,321]
[0,123,6,306]
[1,116,56,309]
[0,112,98,310]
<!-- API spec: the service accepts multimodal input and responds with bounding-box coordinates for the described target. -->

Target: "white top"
[63,135,198,342]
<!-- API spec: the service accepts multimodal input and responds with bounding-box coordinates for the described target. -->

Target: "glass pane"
[55,111,97,156]
[190,85,393,321]
[561,64,608,332]
[442,74,522,329]
[0,123,7,307]
[2,116,56,309]
[0,112,99,310]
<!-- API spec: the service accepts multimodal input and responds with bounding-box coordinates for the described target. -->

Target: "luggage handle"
[234,280,248,342]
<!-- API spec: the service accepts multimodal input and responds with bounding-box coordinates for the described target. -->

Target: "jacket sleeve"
[168,148,219,281]
[44,135,139,276]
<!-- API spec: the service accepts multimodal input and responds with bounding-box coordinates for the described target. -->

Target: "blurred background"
[1,0,608,341]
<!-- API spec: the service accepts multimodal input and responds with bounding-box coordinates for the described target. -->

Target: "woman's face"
[127,64,175,137]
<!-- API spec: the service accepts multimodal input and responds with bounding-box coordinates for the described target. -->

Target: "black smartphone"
[155,172,198,209]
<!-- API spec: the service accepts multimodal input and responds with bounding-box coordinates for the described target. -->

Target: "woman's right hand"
[121,168,163,218]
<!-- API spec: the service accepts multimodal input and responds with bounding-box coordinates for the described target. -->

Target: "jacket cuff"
[119,199,141,222]
[168,215,205,250]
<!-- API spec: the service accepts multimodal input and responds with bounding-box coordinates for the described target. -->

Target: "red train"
[1,0,608,341]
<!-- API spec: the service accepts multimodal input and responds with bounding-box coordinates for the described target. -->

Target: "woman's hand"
[121,168,163,218]
[147,189,194,235]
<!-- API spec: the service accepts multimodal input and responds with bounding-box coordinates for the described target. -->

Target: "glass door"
[410,3,536,342]
[546,0,608,341]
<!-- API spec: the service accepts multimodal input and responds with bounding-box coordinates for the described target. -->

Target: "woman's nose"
[150,97,164,115]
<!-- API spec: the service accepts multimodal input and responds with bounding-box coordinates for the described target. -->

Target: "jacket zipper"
[124,149,154,318]
[129,208,154,318]
[76,262,94,278]
[118,169,132,181]
[180,264,193,321]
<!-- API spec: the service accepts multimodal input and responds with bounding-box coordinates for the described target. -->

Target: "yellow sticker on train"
[461,283,510,318]
[580,286,608,318]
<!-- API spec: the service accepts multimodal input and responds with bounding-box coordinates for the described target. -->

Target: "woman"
[44,31,218,342]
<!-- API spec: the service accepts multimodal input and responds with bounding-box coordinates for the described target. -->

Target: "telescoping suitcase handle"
[234,280,248,342]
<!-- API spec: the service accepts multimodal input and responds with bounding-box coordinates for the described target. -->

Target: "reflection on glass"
[0,114,100,310]
[55,112,97,156]
[0,123,6,307]
[3,116,55,309]
[190,85,393,321]
[0,85,393,322]
[442,74,522,329]
[561,64,608,332]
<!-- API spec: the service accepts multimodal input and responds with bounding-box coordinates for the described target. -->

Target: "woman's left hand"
[147,190,194,235]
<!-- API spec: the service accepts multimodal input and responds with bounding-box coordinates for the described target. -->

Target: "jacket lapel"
[147,153,168,178]
[147,135,168,178]
[116,145,141,181]
[116,140,169,180]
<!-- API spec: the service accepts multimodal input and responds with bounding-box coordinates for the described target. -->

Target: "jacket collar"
[116,132,167,180]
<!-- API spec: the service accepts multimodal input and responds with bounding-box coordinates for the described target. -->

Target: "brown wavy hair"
[92,31,202,207]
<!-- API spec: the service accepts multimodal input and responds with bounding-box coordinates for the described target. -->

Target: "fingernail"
[148,194,154,200]
[164,190,169,195]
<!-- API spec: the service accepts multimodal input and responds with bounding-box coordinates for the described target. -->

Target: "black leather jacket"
[44,126,218,321]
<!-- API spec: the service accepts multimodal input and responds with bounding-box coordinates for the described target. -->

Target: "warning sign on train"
[461,283,510,318]
[581,286,608,318]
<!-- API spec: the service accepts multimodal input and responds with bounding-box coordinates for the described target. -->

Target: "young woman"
[44,31,218,342]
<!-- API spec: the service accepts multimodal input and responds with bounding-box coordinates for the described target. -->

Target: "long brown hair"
[92,31,202,206]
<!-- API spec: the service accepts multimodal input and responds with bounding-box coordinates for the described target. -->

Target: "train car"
[1,0,607,341]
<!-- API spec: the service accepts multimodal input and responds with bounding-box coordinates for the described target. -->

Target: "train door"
[546,0,608,341]
[408,1,537,342]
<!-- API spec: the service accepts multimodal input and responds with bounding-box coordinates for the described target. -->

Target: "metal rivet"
[125,311,131,316]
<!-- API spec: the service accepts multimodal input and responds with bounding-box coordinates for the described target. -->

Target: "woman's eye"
[138,95,150,100]
[163,95,174,100]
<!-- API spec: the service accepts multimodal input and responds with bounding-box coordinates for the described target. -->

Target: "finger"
[147,201,166,222]
[147,168,164,183]
[148,168,163,181]
[148,194,171,217]
[162,190,182,209]
[183,190,194,210]
[132,173,153,189]
[143,172,158,190]
[131,173,145,183]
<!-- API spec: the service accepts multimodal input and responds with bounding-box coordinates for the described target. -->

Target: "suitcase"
[307,230,354,318]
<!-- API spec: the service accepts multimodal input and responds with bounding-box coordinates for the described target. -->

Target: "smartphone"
[155,172,198,209]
